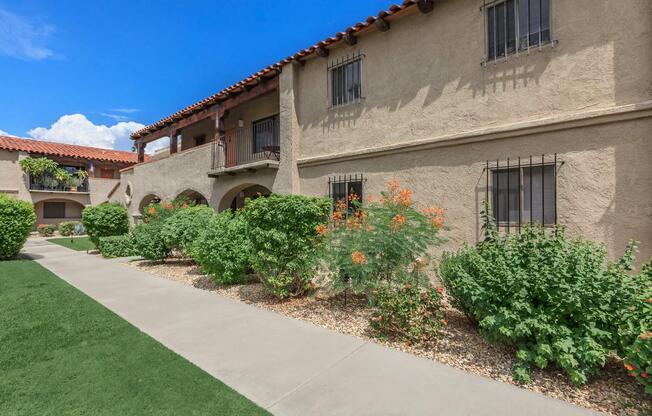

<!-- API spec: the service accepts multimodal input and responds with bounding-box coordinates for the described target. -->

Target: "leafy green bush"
[621,263,652,394]
[131,223,168,261]
[142,197,193,225]
[323,180,446,297]
[82,203,129,246]
[0,194,36,260]
[243,194,330,299]
[370,283,445,345]
[191,210,252,284]
[37,223,57,237]
[161,205,214,254]
[58,221,79,237]
[440,221,644,385]
[98,235,135,258]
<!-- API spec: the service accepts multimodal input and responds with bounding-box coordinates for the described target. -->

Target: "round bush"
[37,223,57,237]
[191,210,252,284]
[440,225,644,385]
[161,205,214,254]
[0,194,36,260]
[131,223,168,261]
[82,203,129,246]
[58,221,80,237]
[98,235,134,258]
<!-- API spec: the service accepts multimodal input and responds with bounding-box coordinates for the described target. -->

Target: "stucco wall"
[291,0,651,160]
[180,118,215,151]
[222,91,279,131]
[298,117,652,264]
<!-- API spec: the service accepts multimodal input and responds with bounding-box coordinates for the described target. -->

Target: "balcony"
[209,116,280,176]
[29,174,89,193]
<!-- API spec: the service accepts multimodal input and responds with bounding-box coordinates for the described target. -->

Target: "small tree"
[82,203,129,246]
[0,194,36,260]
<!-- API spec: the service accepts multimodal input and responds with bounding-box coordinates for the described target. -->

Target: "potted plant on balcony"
[67,170,88,192]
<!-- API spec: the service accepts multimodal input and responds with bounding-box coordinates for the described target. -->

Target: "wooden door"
[225,129,237,168]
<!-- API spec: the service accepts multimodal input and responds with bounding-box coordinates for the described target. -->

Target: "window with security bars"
[43,202,65,219]
[486,0,551,62]
[328,52,363,108]
[328,174,364,214]
[486,155,559,230]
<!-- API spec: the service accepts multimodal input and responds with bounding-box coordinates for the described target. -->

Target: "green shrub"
[37,223,57,237]
[621,263,652,394]
[131,223,168,261]
[323,180,446,297]
[58,221,79,237]
[0,194,36,260]
[370,283,445,345]
[142,197,193,225]
[82,203,129,246]
[98,235,135,258]
[439,220,644,385]
[191,210,252,284]
[243,194,331,299]
[161,205,214,254]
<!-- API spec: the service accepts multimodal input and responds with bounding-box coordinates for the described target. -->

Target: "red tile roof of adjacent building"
[132,0,425,139]
[0,135,147,164]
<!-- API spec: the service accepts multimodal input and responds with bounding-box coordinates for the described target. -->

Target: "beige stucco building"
[120,0,652,263]
[0,135,141,226]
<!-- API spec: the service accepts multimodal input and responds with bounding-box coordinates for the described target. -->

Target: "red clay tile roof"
[132,0,423,139]
[0,135,147,164]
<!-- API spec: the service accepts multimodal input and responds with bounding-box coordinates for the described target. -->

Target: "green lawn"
[47,236,96,251]
[0,260,269,416]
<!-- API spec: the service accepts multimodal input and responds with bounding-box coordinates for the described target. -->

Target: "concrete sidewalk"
[23,240,596,416]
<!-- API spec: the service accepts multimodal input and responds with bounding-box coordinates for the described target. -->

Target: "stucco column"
[274,62,301,194]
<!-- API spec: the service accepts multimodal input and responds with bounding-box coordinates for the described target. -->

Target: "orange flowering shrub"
[323,180,446,298]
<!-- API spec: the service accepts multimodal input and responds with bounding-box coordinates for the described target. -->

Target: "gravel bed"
[125,259,651,416]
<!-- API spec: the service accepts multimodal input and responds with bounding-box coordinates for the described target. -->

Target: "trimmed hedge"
[58,221,80,237]
[161,205,214,254]
[98,235,135,258]
[82,203,129,246]
[0,194,36,260]
[131,223,168,261]
[192,210,252,284]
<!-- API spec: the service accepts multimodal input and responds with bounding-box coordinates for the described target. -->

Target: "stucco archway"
[176,189,208,206]
[33,198,86,226]
[218,183,271,212]
[139,194,162,214]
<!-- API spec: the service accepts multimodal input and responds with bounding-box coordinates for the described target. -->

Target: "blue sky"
[0,0,391,152]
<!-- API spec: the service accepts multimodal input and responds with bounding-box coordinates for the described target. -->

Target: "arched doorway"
[176,189,208,206]
[139,194,162,214]
[219,184,271,211]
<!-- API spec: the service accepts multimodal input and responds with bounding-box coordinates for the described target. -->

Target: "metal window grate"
[328,173,366,214]
[327,51,364,108]
[484,154,563,232]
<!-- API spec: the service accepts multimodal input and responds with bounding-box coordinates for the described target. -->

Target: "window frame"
[484,0,553,64]
[43,201,66,219]
[328,174,365,215]
[327,51,364,109]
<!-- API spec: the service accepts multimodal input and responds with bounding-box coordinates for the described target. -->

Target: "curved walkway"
[23,240,596,416]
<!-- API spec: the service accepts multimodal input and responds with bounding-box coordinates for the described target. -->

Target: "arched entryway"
[176,189,208,206]
[218,184,271,211]
[33,198,86,226]
[139,194,162,214]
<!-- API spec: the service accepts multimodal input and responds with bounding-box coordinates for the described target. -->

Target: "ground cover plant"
[0,194,36,260]
[192,210,252,284]
[82,202,129,246]
[243,194,331,298]
[440,210,650,386]
[0,259,268,415]
[97,235,135,258]
[47,236,96,251]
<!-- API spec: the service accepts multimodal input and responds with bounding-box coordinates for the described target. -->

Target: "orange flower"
[365,195,375,205]
[421,206,445,229]
[388,179,400,191]
[643,298,652,304]
[148,206,156,215]
[315,224,327,235]
[396,188,413,207]
[624,363,636,371]
[390,214,406,231]
[348,192,360,203]
[436,287,444,294]
[351,251,367,265]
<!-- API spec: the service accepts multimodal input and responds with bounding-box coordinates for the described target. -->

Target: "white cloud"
[28,114,145,149]
[144,137,169,155]
[110,108,140,114]
[0,129,12,136]
[0,8,56,60]
[101,113,130,122]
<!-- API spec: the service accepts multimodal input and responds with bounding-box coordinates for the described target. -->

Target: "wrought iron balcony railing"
[29,174,89,193]
[211,117,280,171]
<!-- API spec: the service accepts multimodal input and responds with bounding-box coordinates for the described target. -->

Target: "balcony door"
[224,129,237,168]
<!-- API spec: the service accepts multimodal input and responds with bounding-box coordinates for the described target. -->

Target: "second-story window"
[486,0,551,62]
[328,52,363,108]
